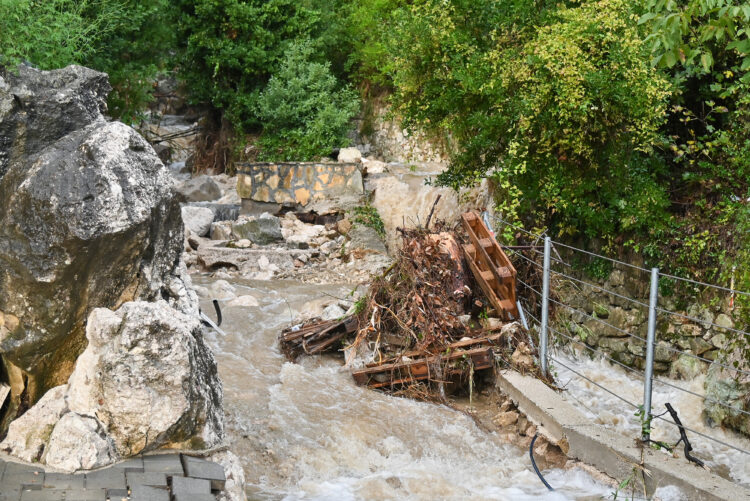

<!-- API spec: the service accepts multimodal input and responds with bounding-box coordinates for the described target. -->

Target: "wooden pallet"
[461,211,518,320]
[280,316,359,360]
[352,346,495,389]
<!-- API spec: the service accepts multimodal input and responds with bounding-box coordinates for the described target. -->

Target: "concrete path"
[0,453,227,501]
[496,369,750,501]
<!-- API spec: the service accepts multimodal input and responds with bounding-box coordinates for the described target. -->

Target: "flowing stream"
[194,275,614,500]
[552,349,750,488]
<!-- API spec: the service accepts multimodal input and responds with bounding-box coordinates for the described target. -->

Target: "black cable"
[530,434,554,491]
[212,299,223,326]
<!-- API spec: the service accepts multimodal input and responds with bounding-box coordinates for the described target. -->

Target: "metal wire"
[554,357,750,456]
[656,342,750,378]
[505,247,544,268]
[659,271,750,298]
[651,412,750,456]
[492,215,546,241]
[547,268,650,309]
[652,378,750,418]
[550,240,652,274]
[550,356,640,409]
[656,307,750,339]
[551,325,643,377]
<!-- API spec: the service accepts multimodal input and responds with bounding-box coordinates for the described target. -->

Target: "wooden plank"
[352,347,495,388]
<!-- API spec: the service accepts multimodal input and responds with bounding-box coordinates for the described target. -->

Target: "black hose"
[530,433,554,491]
[212,299,222,326]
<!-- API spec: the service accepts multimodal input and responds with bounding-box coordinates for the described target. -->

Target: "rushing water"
[194,275,614,500]
[552,348,750,487]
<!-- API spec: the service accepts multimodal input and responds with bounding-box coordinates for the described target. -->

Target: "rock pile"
[0,65,225,471]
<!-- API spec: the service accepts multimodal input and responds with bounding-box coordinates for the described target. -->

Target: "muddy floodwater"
[195,276,618,500]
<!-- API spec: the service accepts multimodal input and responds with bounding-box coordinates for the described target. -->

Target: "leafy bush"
[0,0,119,69]
[383,0,672,240]
[0,0,177,121]
[255,42,359,161]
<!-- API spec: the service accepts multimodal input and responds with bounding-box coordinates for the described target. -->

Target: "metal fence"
[488,214,750,459]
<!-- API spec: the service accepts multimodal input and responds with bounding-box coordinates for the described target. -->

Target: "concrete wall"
[236,162,363,208]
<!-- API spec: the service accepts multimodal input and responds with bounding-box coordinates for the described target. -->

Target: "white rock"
[44,413,117,471]
[182,206,215,237]
[338,147,362,163]
[66,301,224,457]
[258,255,270,270]
[211,450,248,501]
[321,304,346,321]
[227,295,260,308]
[211,280,237,300]
[234,239,252,249]
[0,385,68,462]
[363,159,388,174]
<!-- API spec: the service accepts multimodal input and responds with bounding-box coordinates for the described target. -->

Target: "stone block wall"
[552,267,738,379]
[236,162,363,207]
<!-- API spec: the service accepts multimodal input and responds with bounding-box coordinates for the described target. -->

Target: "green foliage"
[640,0,750,84]
[383,0,673,240]
[0,0,177,121]
[176,0,342,131]
[84,0,177,121]
[255,42,359,161]
[0,0,121,69]
[350,205,385,238]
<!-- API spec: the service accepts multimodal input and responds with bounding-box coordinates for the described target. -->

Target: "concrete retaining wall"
[236,162,363,208]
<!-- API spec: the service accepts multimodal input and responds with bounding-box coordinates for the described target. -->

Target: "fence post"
[643,267,659,442]
[540,237,551,377]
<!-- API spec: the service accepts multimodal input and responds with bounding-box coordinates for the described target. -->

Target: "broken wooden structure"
[280,316,359,360]
[278,208,532,396]
[461,210,518,320]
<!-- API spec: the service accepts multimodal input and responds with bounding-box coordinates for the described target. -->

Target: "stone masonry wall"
[236,162,363,207]
[552,267,737,379]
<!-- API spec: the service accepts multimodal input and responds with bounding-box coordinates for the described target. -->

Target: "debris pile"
[279,210,542,397]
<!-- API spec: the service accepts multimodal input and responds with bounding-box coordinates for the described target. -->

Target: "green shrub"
[0,0,177,121]
[255,42,359,161]
[383,0,672,240]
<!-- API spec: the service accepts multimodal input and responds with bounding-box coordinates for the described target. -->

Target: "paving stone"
[19,489,67,501]
[105,488,129,501]
[172,495,217,501]
[170,476,210,495]
[43,472,85,489]
[142,455,184,476]
[126,471,167,488]
[0,489,20,501]
[63,489,107,501]
[110,457,145,472]
[129,484,170,501]
[3,463,44,487]
[180,456,226,491]
[85,469,126,490]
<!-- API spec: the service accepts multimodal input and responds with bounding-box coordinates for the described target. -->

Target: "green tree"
[255,41,359,161]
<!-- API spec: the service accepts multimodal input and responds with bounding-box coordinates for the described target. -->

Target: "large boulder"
[0,65,192,423]
[0,64,110,179]
[1,300,224,470]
